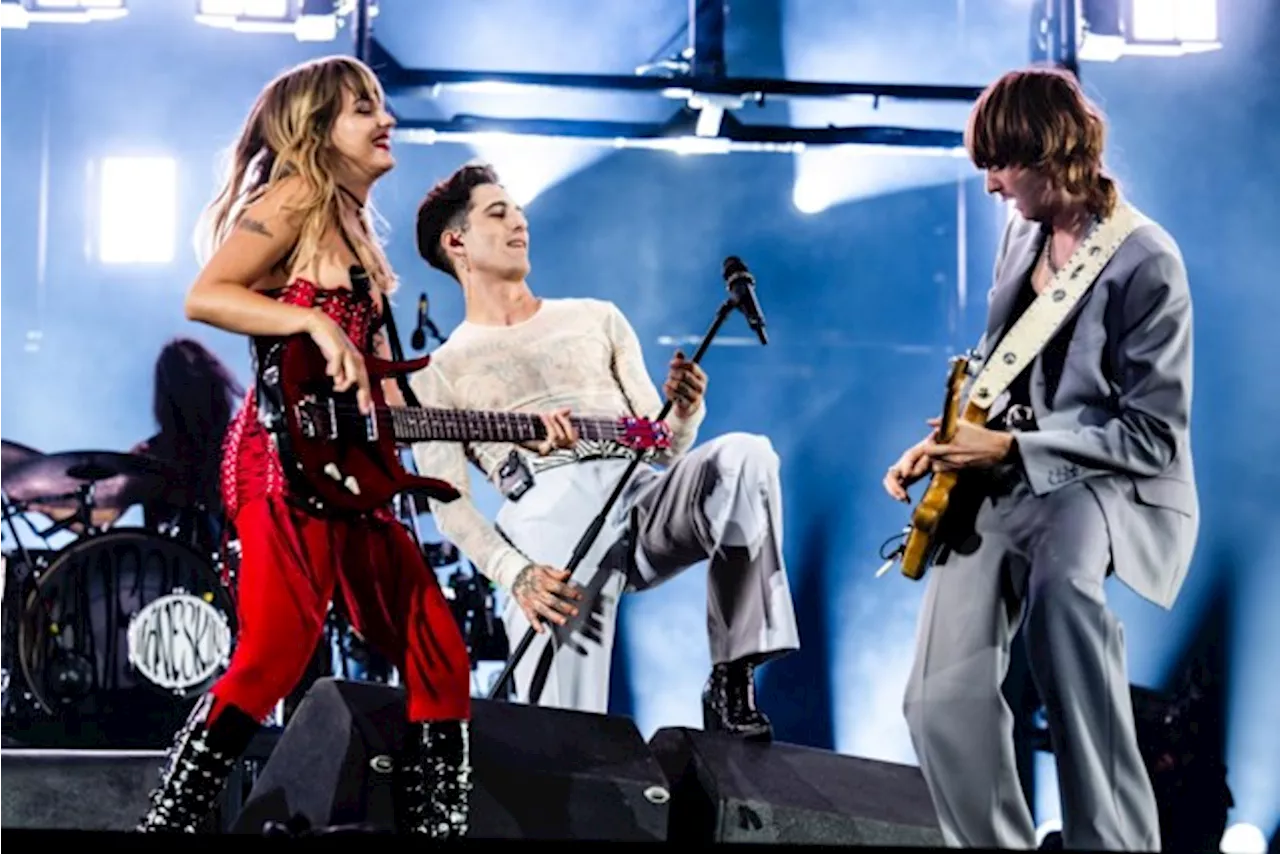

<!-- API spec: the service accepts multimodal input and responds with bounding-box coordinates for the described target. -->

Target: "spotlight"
[1219,823,1267,854]
[193,0,372,41]
[0,0,127,28]
[196,0,289,18]
[1078,0,1221,60]
[296,0,336,41]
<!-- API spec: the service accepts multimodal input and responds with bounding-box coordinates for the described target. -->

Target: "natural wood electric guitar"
[253,335,672,516]
[895,355,986,581]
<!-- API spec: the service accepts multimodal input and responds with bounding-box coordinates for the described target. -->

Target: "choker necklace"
[338,185,365,210]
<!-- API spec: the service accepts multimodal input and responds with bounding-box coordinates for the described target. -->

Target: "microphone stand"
[377,294,430,550]
[380,291,482,675]
[488,275,764,702]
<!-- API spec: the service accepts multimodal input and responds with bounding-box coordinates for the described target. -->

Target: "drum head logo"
[127,590,232,693]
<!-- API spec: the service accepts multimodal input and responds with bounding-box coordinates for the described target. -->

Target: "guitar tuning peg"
[324,463,342,481]
[343,476,361,495]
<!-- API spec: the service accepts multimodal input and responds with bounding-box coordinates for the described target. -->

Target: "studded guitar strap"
[966,200,1149,412]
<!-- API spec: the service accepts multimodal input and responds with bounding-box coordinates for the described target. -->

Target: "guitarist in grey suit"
[884,67,1197,850]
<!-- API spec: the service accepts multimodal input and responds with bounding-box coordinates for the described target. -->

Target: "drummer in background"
[43,337,244,544]
[126,337,243,554]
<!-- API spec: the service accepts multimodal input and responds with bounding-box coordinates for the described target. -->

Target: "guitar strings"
[314,401,635,439]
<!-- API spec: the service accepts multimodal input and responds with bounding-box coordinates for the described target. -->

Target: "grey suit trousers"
[903,466,1160,851]
[494,432,800,713]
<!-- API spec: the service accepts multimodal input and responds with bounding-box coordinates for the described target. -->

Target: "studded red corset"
[219,279,380,522]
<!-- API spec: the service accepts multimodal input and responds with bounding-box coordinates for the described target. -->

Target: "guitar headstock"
[617,417,673,452]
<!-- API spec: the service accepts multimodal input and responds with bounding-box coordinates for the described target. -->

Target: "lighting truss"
[363,1,984,157]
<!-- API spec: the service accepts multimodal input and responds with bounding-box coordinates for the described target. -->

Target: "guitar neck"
[387,407,627,445]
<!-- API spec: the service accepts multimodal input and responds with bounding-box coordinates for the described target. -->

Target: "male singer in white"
[409,163,799,739]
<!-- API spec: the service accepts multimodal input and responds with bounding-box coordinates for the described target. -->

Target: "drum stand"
[1,482,107,717]
[0,486,38,727]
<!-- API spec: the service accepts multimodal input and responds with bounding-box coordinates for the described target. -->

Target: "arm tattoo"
[239,217,273,238]
[371,329,388,356]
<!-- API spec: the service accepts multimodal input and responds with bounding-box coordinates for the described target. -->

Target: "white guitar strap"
[966,200,1148,412]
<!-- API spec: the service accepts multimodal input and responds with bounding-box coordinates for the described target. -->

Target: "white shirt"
[408,297,704,589]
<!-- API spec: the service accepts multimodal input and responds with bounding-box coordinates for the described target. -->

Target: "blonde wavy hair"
[197,55,397,294]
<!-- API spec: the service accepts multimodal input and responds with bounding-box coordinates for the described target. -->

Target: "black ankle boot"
[396,719,472,837]
[702,656,773,741]
[135,694,260,833]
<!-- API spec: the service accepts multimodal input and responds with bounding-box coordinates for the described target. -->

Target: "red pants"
[208,496,471,726]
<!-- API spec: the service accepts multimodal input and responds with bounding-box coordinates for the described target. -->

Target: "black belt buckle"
[498,450,535,501]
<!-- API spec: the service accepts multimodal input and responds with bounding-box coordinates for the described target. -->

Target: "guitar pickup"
[296,399,318,439]
[295,396,339,440]
[363,412,378,442]
[326,398,339,440]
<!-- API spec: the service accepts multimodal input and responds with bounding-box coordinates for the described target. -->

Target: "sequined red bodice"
[220,279,380,522]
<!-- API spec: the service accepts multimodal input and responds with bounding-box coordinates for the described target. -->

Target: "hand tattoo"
[239,217,273,238]
[513,564,537,601]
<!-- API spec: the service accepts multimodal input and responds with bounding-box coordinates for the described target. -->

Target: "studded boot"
[702,655,773,741]
[396,719,472,837]
[135,694,260,833]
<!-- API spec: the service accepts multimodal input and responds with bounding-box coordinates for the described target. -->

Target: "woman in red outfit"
[136,55,574,836]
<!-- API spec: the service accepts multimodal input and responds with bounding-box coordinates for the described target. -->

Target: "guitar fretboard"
[387,407,628,445]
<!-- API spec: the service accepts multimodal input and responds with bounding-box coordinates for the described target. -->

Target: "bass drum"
[17,529,237,748]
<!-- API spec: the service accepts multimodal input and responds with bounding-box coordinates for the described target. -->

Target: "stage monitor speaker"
[230,677,670,839]
[0,748,217,832]
[649,727,945,846]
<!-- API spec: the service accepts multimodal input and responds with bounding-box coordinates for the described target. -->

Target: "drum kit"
[1,439,237,749]
[1,438,509,750]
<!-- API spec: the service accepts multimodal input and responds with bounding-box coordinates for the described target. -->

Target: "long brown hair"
[196,55,397,294]
[148,337,243,512]
[965,66,1119,219]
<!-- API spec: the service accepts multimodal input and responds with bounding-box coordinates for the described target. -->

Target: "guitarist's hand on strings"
[884,438,933,503]
[307,312,373,415]
[511,564,584,633]
[920,417,1014,472]
[524,408,579,457]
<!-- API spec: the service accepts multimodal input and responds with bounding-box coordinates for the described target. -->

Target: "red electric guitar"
[253,335,673,516]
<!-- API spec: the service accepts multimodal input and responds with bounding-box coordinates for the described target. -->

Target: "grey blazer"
[967,208,1198,610]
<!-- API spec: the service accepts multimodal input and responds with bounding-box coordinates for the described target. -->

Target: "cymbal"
[1,439,43,475]
[1,450,182,511]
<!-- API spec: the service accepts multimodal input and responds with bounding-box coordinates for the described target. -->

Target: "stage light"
[295,0,336,41]
[27,0,124,7]
[194,0,369,40]
[792,180,830,215]
[97,156,177,265]
[0,0,127,27]
[196,0,242,14]
[1078,0,1221,60]
[196,0,288,18]
[1131,0,1218,42]
[1220,823,1267,854]
[0,1,26,28]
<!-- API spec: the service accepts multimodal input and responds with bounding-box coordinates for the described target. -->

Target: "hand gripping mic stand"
[487,256,769,702]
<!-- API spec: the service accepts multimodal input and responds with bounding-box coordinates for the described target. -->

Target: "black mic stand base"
[487,296,744,702]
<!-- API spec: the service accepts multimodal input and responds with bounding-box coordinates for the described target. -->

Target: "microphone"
[421,293,447,344]
[410,293,428,350]
[722,256,768,345]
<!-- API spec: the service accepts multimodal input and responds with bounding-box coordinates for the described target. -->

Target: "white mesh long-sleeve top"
[408,297,705,590]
